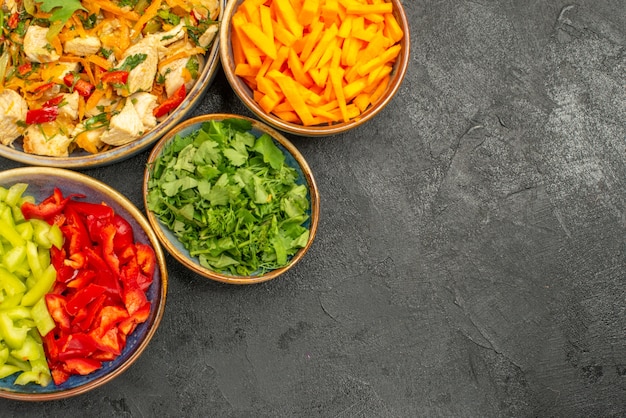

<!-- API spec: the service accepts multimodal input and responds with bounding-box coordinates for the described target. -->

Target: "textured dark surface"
[2,1,625,416]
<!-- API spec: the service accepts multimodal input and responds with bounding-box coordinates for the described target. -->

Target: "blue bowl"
[0,168,167,400]
[143,114,320,284]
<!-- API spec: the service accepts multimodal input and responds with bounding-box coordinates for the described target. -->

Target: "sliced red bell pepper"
[66,269,95,289]
[42,333,60,361]
[30,189,157,384]
[121,256,153,293]
[64,252,86,270]
[8,12,19,29]
[50,368,70,386]
[82,246,117,285]
[45,294,71,332]
[122,285,148,316]
[101,70,129,85]
[72,293,106,332]
[65,283,108,316]
[63,73,95,98]
[21,187,69,220]
[62,358,102,376]
[33,82,55,94]
[112,214,134,251]
[100,223,121,275]
[67,200,114,221]
[118,243,136,266]
[136,243,156,277]
[118,302,150,336]
[89,326,122,355]
[153,84,186,118]
[62,206,91,255]
[26,106,59,124]
[90,350,117,362]
[43,95,65,107]
[49,281,67,296]
[17,62,32,76]
[57,333,99,360]
[95,305,129,330]
[50,246,76,283]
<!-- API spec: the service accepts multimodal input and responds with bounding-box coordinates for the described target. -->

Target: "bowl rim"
[143,113,320,284]
[0,167,168,401]
[219,0,411,137]
[0,0,226,169]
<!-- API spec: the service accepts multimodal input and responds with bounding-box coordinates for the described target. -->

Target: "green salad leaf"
[146,119,311,276]
[37,0,86,25]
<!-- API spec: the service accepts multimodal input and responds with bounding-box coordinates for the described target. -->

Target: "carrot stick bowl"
[219,0,410,137]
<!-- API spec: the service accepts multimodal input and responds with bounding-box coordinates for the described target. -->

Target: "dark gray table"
[4,1,625,416]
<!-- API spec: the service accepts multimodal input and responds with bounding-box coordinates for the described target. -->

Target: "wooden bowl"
[0,167,167,400]
[219,0,410,136]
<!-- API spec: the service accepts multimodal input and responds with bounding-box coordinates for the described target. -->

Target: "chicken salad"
[0,0,219,157]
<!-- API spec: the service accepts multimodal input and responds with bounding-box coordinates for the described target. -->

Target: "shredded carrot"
[131,0,162,38]
[75,132,99,154]
[87,55,113,71]
[231,0,404,126]
[89,0,141,21]
[85,88,105,112]
[158,47,206,70]
[82,60,97,86]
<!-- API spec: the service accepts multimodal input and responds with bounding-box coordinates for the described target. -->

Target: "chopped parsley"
[118,54,147,72]
[146,118,311,276]
[36,0,86,25]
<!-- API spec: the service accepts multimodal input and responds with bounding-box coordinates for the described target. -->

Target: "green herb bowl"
[142,113,320,285]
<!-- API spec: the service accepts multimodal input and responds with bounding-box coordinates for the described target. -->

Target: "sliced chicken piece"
[0,89,28,146]
[64,35,102,57]
[198,24,218,49]
[99,19,121,50]
[154,22,186,47]
[159,42,201,98]
[4,0,18,13]
[191,0,220,20]
[58,92,80,120]
[118,36,159,95]
[23,25,60,63]
[100,100,144,146]
[23,123,73,157]
[130,92,158,129]
[41,62,81,83]
[160,56,190,98]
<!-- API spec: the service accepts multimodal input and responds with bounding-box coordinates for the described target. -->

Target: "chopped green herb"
[36,0,85,25]
[83,113,109,131]
[100,48,113,59]
[157,9,180,26]
[146,119,311,276]
[185,56,199,79]
[80,13,97,30]
[118,53,147,72]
